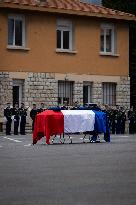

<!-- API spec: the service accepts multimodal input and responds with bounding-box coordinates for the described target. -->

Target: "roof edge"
[0,2,136,21]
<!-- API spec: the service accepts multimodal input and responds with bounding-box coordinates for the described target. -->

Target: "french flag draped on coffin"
[33,109,110,145]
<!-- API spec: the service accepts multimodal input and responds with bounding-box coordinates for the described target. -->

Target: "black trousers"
[14,119,19,135]
[116,120,121,134]
[32,120,35,131]
[121,121,126,134]
[20,117,26,135]
[129,120,135,134]
[111,121,116,134]
[6,118,12,135]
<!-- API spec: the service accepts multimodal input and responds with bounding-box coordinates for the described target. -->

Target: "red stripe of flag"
[33,110,64,145]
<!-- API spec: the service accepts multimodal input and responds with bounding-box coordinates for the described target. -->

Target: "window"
[58,80,74,106]
[8,15,25,47]
[56,20,73,51]
[102,82,116,105]
[83,82,92,105]
[100,24,116,54]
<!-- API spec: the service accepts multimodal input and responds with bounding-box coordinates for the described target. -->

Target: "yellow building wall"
[0,11,129,76]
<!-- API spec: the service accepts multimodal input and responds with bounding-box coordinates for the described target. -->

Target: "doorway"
[13,79,24,107]
[13,86,19,106]
[83,82,92,105]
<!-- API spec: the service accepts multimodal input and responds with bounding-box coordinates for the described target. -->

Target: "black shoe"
[95,140,100,143]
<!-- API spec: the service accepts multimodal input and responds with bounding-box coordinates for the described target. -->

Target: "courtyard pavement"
[0,133,136,205]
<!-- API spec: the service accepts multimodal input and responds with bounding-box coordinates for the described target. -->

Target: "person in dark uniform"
[30,103,38,131]
[71,101,80,110]
[120,107,126,134]
[128,106,135,134]
[61,100,68,110]
[37,102,45,114]
[4,103,12,135]
[19,103,27,135]
[116,106,122,134]
[110,107,117,134]
[12,103,20,135]
[106,106,113,133]
[90,104,101,111]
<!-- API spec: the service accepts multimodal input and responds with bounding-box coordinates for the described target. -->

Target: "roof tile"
[0,0,135,20]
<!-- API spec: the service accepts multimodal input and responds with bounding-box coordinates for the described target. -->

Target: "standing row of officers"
[4,102,27,135]
[4,102,136,135]
[4,102,45,135]
[103,105,136,135]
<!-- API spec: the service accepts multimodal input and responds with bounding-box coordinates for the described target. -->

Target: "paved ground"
[0,133,136,205]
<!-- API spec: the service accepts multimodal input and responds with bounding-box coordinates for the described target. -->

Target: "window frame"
[100,23,116,55]
[83,81,92,105]
[8,14,26,48]
[56,19,73,52]
[102,82,116,106]
[58,80,74,106]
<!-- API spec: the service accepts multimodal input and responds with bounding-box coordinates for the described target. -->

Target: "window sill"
[56,49,77,54]
[100,52,120,57]
[7,46,30,51]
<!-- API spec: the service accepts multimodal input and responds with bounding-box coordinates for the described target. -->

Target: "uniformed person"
[116,106,122,134]
[30,103,38,131]
[4,103,12,135]
[103,104,111,129]
[37,102,45,114]
[128,106,135,134]
[120,107,126,134]
[61,100,68,110]
[19,103,27,135]
[107,106,113,132]
[71,101,80,110]
[12,103,20,135]
[110,107,117,134]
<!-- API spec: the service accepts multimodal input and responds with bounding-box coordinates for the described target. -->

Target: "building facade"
[0,0,135,131]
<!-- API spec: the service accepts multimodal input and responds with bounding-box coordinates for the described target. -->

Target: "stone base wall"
[73,81,83,104]
[116,76,130,108]
[91,82,102,104]
[24,72,58,108]
[0,72,12,118]
[0,72,59,132]
[91,76,130,109]
[0,71,130,133]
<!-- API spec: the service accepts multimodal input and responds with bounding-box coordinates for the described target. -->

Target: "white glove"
[11,115,15,121]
